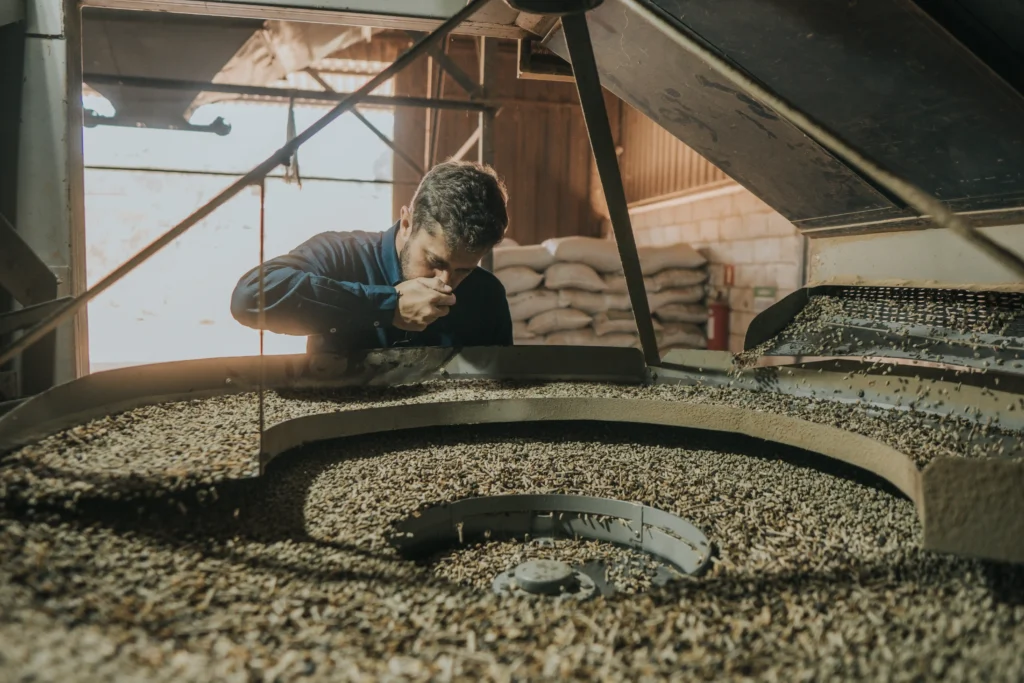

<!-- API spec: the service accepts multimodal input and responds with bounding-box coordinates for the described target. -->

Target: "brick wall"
[629,183,806,353]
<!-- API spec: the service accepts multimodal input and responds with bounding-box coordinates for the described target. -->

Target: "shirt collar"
[381,221,403,287]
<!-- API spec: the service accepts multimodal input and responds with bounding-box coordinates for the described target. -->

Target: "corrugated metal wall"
[618,101,730,204]
[390,36,601,245]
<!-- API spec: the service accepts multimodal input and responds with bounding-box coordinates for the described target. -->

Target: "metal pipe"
[620,0,1024,279]
[562,13,660,366]
[83,73,496,113]
[84,165,418,184]
[0,0,491,370]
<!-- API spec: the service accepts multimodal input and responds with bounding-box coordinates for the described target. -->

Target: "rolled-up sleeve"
[230,233,397,336]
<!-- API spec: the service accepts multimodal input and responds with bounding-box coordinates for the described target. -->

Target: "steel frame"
[0,0,494,371]
[82,73,497,113]
[82,0,533,39]
[4,0,660,394]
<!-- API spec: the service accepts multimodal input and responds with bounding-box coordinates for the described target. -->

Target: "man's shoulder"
[293,229,388,263]
[309,229,385,248]
[463,266,508,300]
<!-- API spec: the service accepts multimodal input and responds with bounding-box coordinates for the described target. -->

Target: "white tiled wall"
[629,185,806,352]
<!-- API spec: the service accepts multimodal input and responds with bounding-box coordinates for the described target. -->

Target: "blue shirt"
[230,223,513,352]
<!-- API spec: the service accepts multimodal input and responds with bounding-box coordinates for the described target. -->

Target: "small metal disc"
[514,559,576,595]
[492,561,598,600]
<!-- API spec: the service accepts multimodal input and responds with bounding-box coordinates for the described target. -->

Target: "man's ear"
[396,207,413,250]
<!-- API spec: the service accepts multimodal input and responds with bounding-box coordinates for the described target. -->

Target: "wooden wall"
[390,36,602,245]
[338,33,727,241]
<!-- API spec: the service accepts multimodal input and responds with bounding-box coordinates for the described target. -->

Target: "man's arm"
[230,232,396,336]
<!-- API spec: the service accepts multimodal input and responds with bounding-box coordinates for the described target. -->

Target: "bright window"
[84,97,397,371]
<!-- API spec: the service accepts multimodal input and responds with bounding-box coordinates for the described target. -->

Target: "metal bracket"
[83,110,232,136]
[517,37,574,82]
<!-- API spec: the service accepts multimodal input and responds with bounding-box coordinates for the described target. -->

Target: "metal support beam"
[478,36,497,166]
[425,44,447,169]
[0,212,58,307]
[478,35,497,272]
[406,30,483,99]
[83,73,495,113]
[0,17,24,394]
[81,0,531,39]
[562,13,659,366]
[0,297,72,336]
[0,0,492,370]
[306,68,424,177]
[0,212,58,394]
[451,126,482,162]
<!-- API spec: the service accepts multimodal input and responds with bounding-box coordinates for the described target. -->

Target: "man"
[230,160,513,352]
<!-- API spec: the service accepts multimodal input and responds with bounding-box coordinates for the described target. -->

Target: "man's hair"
[410,160,508,252]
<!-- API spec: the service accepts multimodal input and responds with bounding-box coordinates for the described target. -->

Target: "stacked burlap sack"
[494,236,709,352]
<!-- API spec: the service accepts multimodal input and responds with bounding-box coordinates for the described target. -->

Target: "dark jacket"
[230,223,513,353]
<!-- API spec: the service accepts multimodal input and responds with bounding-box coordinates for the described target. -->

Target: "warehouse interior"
[1,0,1023,679]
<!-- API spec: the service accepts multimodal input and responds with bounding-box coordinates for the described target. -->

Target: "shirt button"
[329,328,337,334]
[373,321,380,328]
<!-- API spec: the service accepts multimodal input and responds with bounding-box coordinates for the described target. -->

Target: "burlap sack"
[496,266,543,295]
[512,320,536,340]
[526,308,593,335]
[654,303,709,324]
[658,322,708,349]
[602,273,656,293]
[542,236,621,273]
[597,333,640,348]
[649,286,705,308]
[545,329,599,346]
[592,312,663,336]
[493,244,555,271]
[638,244,706,274]
[650,267,708,291]
[507,289,560,322]
[543,263,607,292]
[557,289,631,314]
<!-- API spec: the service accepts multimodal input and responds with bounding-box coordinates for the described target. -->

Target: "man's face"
[396,207,483,290]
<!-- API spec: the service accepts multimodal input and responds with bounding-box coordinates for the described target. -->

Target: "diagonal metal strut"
[0,0,491,370]
[562,13,660,366]
[305,68,425,177]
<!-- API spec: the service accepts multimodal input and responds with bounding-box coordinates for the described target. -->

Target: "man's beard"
[398,240,412,281]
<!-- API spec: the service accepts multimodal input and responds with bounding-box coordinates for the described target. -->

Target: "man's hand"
[393,277,456,331]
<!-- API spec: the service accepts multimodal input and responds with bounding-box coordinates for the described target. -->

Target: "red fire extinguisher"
[707,292,730,351]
